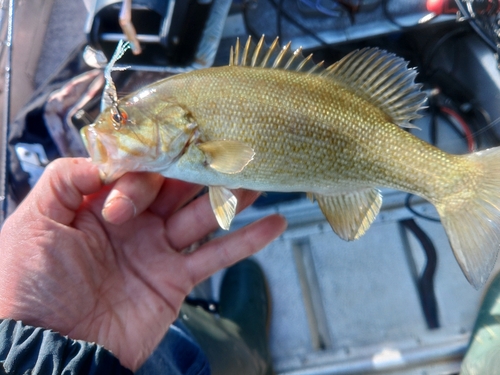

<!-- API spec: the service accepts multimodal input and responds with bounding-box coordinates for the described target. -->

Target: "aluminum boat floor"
[211,192,497,375]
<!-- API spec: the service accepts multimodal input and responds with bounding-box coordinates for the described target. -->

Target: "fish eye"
[110,106,128,130]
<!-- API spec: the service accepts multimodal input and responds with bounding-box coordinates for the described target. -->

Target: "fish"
[81,36,500,289]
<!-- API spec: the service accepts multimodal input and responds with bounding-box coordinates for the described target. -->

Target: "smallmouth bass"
[81,37,500,289]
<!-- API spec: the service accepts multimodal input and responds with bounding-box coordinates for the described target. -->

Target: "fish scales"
[155,66,465,199]
[81,36,500,289]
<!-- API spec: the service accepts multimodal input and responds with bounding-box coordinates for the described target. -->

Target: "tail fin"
[436,146,500,289]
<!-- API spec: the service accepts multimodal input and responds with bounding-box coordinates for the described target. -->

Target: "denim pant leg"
[135,319,211,375]
[178,304,267,375]
[135,303,266,375]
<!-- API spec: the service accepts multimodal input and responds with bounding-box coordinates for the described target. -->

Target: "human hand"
[0,157,286,371]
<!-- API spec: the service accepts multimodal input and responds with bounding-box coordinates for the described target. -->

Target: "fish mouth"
[79,125,134,184]
[80,125,108,164]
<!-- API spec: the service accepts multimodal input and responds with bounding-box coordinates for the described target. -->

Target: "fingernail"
[102,194,136,225]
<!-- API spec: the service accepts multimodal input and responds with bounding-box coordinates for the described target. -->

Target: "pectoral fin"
[313,188,382,241]
[209,186,237,230]
[198,140,254,174]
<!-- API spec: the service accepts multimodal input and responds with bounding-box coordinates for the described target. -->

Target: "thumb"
[29,158,103,225]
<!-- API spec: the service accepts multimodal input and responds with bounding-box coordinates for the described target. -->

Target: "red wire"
[439,106,476,152]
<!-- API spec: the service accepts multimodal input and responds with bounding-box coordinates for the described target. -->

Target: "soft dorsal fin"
[229,36,426,128]
[322,48,427,127]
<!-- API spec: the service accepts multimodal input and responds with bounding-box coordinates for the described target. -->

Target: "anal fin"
[314,188,382,241]
[209,186,237,230]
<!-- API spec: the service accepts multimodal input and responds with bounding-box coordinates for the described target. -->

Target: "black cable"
[437,110,468,140]
[299,0,344,17]
[438,107,477,151]
[243,1,261,41]
[405,194,440,223]
[422,26,470,75]
[471,105,500,147]
[423,98,479,153]
[430,104,439,146]
[267,0,330,46]
[454,0,498,51]
[400,218,440,329]
[381,0,414,29]
[277,0,285,40]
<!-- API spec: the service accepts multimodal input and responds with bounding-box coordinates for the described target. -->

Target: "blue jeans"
[136,320,211,375]
[136,304,266,375]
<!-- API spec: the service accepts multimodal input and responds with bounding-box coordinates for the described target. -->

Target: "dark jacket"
[0,319,132,374]
[0,319,211,375]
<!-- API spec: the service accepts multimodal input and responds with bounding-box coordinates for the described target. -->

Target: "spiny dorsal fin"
[229,35,321,72]
[322,48,427,127]
[229,36,426,128]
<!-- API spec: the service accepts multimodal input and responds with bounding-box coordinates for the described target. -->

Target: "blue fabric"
[136,321,210,375]
[0,319,132,374]
[0,318,210,375]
